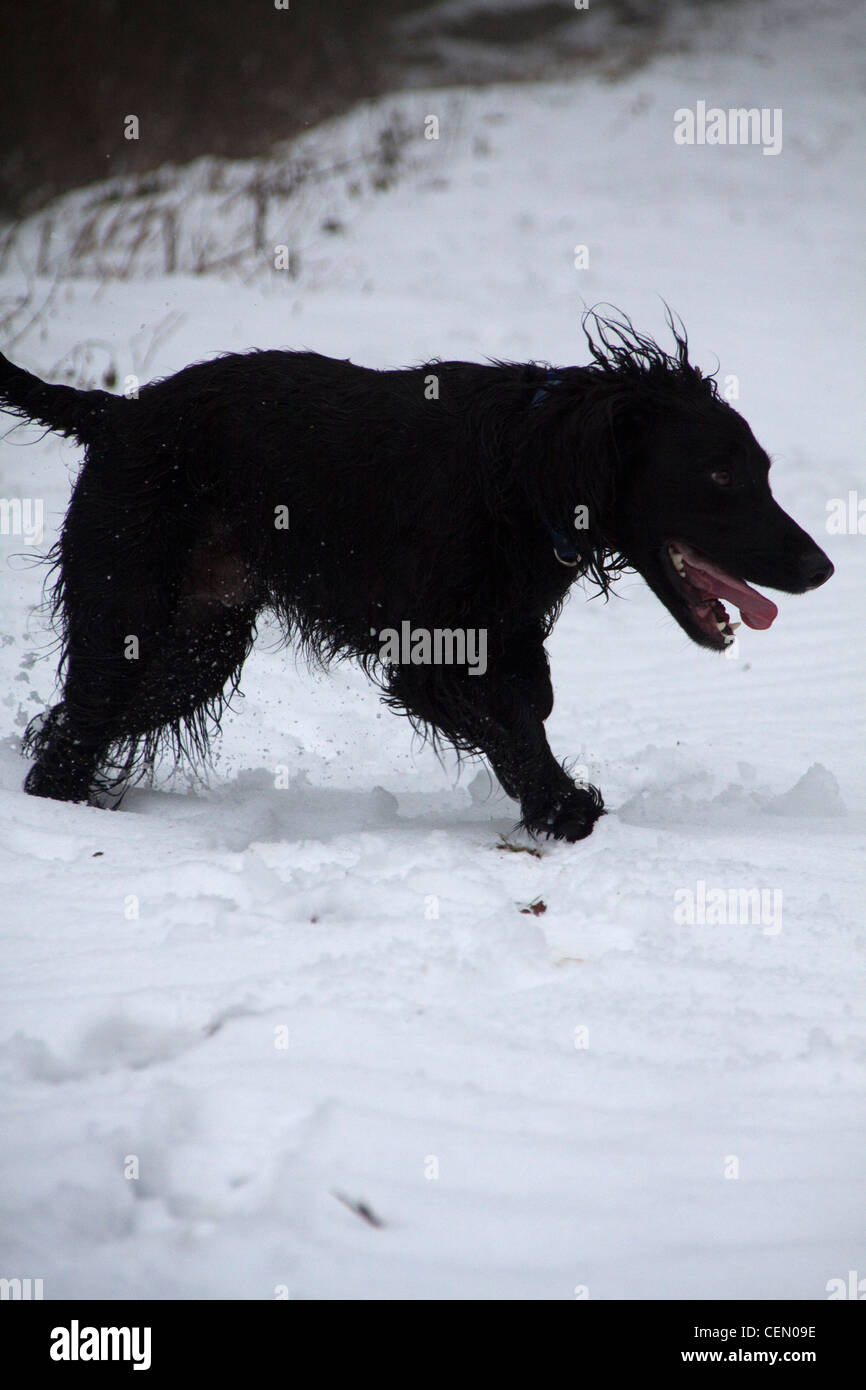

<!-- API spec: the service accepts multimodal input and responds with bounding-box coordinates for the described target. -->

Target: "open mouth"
[664,540,779,648]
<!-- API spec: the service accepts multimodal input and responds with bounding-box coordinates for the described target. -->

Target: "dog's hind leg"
[24,579,153,803]
[26,598,259,804]
[118,595,259,766]
[24,499,259,802]
[23,453,186,801]
[87,524,261,793]
[24,698,111,803]
[386,640,605,843]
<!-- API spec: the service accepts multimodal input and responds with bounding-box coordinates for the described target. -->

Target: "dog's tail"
[0,350,115,442]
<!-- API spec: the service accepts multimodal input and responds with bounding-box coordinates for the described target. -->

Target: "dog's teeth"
[729,622,741,632]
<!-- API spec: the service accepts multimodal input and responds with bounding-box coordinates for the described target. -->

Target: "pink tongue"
[676,542,778,630]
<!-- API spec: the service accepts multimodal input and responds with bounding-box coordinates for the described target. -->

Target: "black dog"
[0,314,833,840]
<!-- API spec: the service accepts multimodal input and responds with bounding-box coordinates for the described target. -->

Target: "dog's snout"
[800,549,834,589]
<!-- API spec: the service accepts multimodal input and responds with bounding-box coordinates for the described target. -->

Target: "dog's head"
[582,313,834,652]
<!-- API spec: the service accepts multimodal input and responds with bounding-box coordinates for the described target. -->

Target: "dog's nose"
[800,549,834,589]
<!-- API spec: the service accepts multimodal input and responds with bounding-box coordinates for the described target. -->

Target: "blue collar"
[531,371,562,405]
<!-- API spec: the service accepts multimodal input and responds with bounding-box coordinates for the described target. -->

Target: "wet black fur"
[0,312,833,839]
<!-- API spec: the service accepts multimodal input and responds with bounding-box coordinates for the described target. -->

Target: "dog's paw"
[24,762,93,804]
[523,786,605,843]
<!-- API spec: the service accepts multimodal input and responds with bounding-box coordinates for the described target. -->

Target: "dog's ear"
[515,388,634,588]
[603,398,652,468]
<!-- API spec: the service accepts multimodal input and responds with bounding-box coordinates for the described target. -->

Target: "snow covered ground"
[0,0,863,1299]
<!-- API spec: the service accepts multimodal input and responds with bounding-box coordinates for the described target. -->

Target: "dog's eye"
[711,469,733,488]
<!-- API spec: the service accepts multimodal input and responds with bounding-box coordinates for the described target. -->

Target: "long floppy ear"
[514,381,646,591]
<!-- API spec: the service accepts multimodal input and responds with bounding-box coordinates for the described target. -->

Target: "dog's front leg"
[475,676,605,842]
[387,663,604,842]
